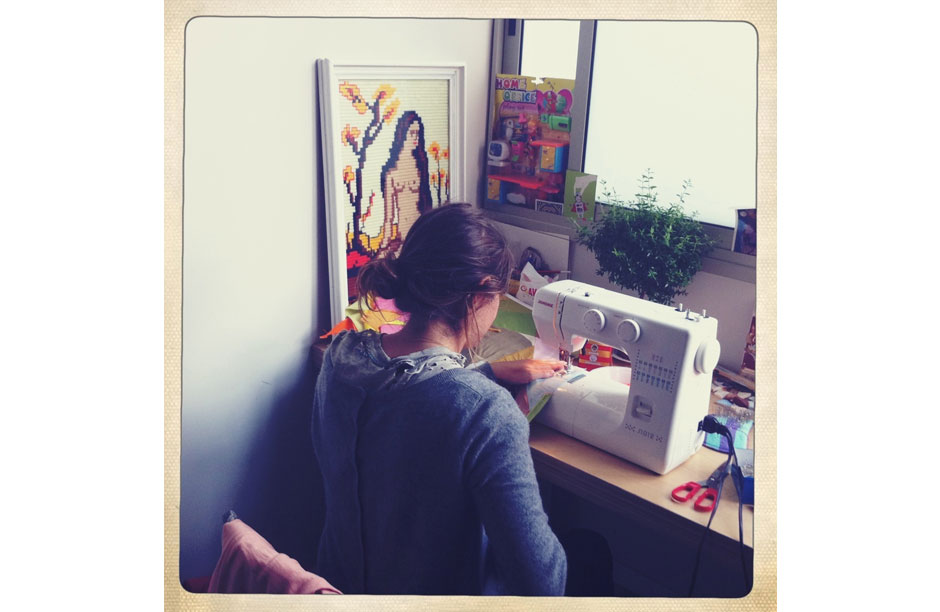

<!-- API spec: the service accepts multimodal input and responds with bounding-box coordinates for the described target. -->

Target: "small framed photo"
[563,171,597,226]
[732,208,757,255]
[317,60,466,325]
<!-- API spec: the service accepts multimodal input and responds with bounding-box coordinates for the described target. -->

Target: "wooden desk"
[528,422,753,552]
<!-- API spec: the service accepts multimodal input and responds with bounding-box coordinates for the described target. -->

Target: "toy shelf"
[488,173,561,193]
[488,173,543,189]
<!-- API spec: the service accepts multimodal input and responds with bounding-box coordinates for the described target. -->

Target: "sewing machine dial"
[694,339,721,374]
[582,308,606,334]
[616,319,641,344]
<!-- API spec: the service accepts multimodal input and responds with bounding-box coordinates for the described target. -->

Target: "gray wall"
[181,16,494,582]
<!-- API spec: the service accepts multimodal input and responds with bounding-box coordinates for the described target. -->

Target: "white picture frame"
[317,60,466,326]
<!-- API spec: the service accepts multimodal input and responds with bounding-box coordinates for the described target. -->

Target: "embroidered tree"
[338,81,401,253]
[428,141,450,205]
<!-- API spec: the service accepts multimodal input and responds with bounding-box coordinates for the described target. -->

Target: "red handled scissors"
[671,463,729,512]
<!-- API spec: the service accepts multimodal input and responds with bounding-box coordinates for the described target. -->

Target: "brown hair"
[356,203,512,333]
[380,110,433,215]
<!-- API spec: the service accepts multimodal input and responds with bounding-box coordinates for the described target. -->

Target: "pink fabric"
[207,519,342,595]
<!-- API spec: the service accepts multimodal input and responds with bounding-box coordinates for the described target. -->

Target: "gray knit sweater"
[311,329,567,595]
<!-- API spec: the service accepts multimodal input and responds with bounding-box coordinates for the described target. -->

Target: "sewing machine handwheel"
[694,339,721,374]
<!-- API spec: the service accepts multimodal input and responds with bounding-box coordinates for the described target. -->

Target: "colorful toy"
[533,140,568,173]
[510,140,526,159]
[488,140,510,162]
[487,74,576,208]
[486,176,505,202]
[499,118,516,140]
[537,88,572,115]
[521,114,540,142]
[487,141,511,178]
[547,115,570,132]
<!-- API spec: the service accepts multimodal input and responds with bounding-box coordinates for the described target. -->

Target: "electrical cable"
[738,483,750,593]
[730,455,752,594]
[716,417,751,594]
[686,453,730,596]
[687,416,750,596]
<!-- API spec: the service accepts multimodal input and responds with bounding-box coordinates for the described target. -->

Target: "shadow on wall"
[233,344,326,570]
[182,344,327,590]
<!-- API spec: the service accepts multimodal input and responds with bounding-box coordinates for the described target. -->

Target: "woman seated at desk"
[312,203,568,595]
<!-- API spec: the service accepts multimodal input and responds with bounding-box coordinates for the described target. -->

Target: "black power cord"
[687,415,751,597]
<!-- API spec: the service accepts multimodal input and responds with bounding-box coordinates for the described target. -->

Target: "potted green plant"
[577,169,716,305]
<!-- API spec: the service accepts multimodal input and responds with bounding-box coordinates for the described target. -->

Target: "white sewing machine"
[531,280,721,475]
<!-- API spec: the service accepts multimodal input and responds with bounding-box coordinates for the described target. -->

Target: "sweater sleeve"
[466,360,497,382]
[463,389,567,595]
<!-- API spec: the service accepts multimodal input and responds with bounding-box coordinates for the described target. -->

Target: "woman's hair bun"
[356,252,401,301]
[354,204,512,331]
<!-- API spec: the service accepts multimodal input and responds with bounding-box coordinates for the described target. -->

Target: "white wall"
[181,16,494,582]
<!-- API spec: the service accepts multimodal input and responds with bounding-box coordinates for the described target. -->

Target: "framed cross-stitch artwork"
[317,61,466,326]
